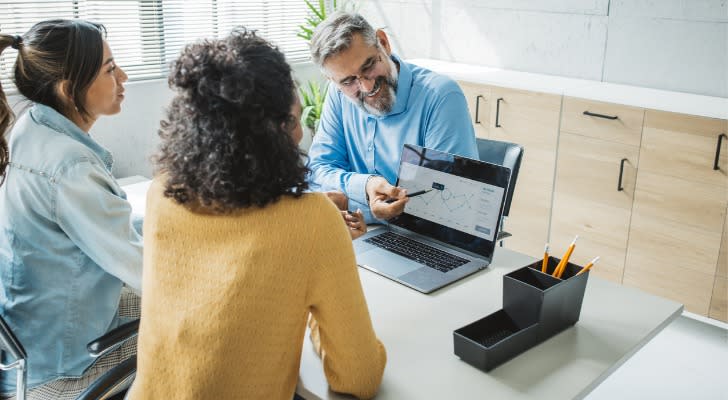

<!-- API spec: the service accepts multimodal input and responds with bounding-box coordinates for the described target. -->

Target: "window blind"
[0,0,313,94]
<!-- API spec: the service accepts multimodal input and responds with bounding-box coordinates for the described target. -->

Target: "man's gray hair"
[310,11,378,69]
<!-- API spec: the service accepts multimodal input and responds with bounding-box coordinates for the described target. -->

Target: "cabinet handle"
[495,98,504,128]
[618,158,628,191]
[714,133,727,171]
[583,110,618,120]
[475,95,484,124]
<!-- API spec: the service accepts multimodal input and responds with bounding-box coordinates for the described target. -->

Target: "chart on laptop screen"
[398,162,504,241]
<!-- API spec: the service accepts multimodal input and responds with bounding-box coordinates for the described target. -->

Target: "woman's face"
[289,100,303,145]
[83,40,128,120]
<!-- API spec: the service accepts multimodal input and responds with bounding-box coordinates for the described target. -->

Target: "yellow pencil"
[575,256,600,276]
[541,243,549,273]
[553,235,578,279]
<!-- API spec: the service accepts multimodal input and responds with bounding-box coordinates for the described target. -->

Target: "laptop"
[353,144,511,294]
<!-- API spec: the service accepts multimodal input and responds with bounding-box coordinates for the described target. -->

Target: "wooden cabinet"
[458,82,490,139]
[624,111,728,315]
[453,74,727,321]
[550,98,643,284]
[488,87,561,257]
[709,211,728,322]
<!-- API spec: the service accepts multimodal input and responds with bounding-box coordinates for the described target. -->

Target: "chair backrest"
[475,138,524,217]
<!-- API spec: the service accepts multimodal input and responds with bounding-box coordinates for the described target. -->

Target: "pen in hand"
[385,188,433,203]
[406,189,433,198]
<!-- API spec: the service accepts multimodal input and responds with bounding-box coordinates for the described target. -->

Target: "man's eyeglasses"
[335,54,384,93]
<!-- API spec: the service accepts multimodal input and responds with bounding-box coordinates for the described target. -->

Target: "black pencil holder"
[453,257,589,371]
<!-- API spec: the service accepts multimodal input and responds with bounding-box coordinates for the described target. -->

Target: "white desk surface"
[120,177,151,215]
[120,179,683,400]
[409,58,728,120]
[298,249,682,400]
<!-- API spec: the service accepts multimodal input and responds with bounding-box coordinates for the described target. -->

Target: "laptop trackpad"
[357,248,420,277]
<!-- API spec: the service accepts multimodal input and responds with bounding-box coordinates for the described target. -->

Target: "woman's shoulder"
[278,192,339,216]
[10,110,102,174]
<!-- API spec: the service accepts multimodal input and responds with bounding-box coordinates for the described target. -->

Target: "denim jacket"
[0,104,143,392]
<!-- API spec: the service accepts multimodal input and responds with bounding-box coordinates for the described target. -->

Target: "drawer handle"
[618,158,628,191]
[495,98,504,128]
[715,133,727,171]
[583,110,618,120]
[475,95,484,124]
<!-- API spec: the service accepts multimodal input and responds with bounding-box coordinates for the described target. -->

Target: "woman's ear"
[55,80,78,112]
[55,80,70,101]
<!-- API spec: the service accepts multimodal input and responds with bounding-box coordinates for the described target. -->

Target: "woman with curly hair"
[128,29,386,400]
[0,20,141,399]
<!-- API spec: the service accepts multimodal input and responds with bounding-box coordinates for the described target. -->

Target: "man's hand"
[343,209,367,239]
[325,190,349,211]
[366,176,408,220]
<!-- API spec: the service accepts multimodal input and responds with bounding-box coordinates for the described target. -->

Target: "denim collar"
[29,103,114,172]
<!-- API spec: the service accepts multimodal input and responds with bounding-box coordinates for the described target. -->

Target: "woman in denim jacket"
[0,20,142,399]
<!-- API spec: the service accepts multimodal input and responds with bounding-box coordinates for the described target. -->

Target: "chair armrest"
[496,231,512,241]
[75,355,136,400]
[87,319,140,358]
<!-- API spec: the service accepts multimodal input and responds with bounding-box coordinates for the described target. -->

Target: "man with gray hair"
[307,11,477,223]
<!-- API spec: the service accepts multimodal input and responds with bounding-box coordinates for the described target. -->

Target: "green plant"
[297,0,337,41]
[299,80,327,131]
[297,0,341,135]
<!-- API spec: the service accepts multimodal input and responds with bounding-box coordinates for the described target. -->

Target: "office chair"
[475,138,524,246]
[0,314,27,400]
[0,313,139,400]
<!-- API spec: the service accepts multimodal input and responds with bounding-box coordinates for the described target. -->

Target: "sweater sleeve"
[307,199,386,399]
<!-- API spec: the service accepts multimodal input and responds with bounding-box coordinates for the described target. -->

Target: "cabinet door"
[489,87,561,257]
[709,210,727,322]
[550,133,639,284]
[458,81,490,139]
[624,111,728,315]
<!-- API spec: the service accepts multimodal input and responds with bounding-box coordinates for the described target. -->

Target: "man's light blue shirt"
[0,104,143,392]
[307,54,477,222]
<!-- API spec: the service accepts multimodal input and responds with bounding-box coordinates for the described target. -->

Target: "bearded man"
[307,11,478,223]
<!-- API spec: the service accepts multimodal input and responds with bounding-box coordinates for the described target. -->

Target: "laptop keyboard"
[364,231,470,273]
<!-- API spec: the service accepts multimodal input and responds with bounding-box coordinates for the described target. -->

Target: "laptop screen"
[389,144,510,258]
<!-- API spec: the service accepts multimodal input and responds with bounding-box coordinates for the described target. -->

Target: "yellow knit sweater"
[128,178,386,400]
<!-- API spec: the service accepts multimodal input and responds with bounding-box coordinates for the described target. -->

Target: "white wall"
[358,0,728,98]
[7,1,725,177]
[7,62,324,178]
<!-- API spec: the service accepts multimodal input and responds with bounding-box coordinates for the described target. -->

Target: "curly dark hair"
[155,29,308,212]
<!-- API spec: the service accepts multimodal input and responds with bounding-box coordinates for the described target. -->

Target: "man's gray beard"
[360,79,397,116]
[357,56,400,116]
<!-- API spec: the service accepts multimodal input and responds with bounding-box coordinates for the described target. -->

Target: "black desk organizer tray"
[454,257,589,371]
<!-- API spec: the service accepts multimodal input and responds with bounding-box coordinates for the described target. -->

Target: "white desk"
[119,177,151,216]
[120,179,683,400]
[298,250,682,400]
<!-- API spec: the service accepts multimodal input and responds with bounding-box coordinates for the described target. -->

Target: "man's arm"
[424,86,479,159]
[308,85,373,207]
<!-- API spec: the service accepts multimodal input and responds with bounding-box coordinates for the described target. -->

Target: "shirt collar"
[30,103,115,172]
[378,53,411,118]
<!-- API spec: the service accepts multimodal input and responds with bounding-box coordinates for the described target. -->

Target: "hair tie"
[10,35,22,50]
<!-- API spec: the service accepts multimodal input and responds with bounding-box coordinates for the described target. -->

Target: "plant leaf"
[305,0,324,20]
[301,105,316,130]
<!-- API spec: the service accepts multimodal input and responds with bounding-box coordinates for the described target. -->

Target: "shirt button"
[368,145,373,152]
